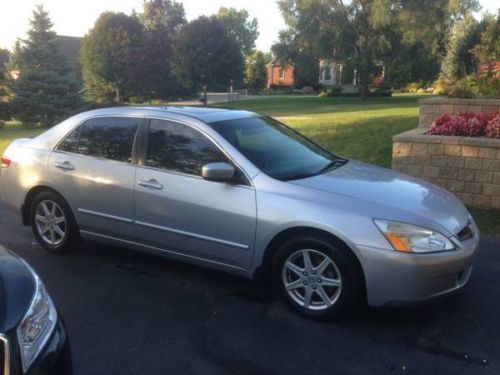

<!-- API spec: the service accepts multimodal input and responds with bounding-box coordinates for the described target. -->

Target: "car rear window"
[57,117,140,163]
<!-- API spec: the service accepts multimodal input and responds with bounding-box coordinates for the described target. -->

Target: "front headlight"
[374,219,455,253]
[16,261,57,373]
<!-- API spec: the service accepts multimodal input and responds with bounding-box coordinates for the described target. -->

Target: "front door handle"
[54,161,75,171]
[138,179,163,190]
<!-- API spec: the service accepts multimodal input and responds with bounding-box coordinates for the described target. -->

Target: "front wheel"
[273,236,363,318]
[30,191,80,253]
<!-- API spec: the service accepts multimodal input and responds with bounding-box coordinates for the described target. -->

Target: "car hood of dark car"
[0,245,35,332]
[290,160,469,236]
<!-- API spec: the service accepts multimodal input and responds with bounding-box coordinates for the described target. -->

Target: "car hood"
[0,246,35,333]
[290,160,469,235]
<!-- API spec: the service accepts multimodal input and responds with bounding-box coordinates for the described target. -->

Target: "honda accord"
[0,106,479,318]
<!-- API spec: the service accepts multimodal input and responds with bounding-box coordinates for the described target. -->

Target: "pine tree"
[9,5,81,128]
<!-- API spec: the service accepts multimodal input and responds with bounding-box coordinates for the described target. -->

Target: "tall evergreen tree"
[80,12,143,103]
[8,5,81,127]
[440,14,485,80]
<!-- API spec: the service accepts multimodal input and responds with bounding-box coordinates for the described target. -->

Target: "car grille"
[0,334,10,375]
[456,223,474,241]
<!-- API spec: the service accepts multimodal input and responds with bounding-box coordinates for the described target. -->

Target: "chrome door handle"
[54,161,75,171]
[138,179,163,190]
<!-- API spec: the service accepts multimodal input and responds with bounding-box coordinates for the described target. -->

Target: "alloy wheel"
[282,249,342,311]
[34,200,67,246]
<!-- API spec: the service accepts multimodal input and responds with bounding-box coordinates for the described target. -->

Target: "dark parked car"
[0,245,71,375]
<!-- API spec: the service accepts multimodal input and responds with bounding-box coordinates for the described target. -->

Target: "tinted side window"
[146,119,227,175]
[78,117,139,162]
[57,126,81,153]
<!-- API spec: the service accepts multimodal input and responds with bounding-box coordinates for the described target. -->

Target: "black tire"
[272,235,364,319]
[30,190,81,253]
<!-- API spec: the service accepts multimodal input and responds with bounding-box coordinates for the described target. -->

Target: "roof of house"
[267,56,293,67]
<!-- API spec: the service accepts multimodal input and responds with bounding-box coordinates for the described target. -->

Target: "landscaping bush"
[318,85,343,97]
[261,87,273,95]
[403,82,423,93]
[446,74,500,99]
[432,79,448,95]
[301,86,315,94]
[486,115,500,138]
[429,112,500,137]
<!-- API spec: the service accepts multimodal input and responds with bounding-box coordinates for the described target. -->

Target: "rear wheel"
[273,236,363,318]
[30,191,80,253]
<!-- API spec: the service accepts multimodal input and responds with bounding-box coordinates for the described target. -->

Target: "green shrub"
[0,101,11,122]
[476,75,500,99]
[261,87,273,95]
[447,76,479,98]
[404,82,423,93]
[330,84,342,93]
[446,75,499,99]
[301,86,315,94]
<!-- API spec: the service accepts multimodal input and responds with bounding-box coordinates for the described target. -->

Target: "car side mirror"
[201,162,235,182]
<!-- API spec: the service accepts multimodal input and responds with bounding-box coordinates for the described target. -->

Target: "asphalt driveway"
[1,204,499,375]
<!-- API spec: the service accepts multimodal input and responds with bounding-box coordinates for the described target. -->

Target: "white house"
[318,59,344,86]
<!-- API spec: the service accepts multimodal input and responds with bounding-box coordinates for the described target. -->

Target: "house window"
[279,68,285,79]
[324,66,331,81]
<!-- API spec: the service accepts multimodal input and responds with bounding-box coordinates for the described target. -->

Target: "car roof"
[91,105,258,123]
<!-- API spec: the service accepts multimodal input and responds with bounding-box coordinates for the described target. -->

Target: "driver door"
[134,119,256,270]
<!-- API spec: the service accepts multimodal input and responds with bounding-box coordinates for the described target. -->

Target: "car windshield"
[209,116,345,181]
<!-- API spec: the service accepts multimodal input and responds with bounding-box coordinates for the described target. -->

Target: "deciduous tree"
[245,50,268,92]
[130,0,186,99]
[216,7,259,56]
[174,16,244,104]
[80,12,143,102]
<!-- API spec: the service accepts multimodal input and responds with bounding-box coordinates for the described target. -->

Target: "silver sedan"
[0,106,479,318]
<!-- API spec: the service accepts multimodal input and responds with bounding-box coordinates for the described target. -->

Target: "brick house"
[267,57,295,88]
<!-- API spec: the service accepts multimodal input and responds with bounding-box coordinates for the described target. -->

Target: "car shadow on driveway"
[2,210,498,375]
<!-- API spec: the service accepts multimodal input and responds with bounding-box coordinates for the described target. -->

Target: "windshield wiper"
[319,158,348,173]
[282,159,348,181]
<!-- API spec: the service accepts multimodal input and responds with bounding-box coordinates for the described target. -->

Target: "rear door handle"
[138,179,163,190]
[54,161,75,171]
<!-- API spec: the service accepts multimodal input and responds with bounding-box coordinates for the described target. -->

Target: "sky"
[0,0,498,52]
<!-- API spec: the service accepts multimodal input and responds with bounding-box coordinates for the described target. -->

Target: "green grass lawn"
[219,94,500,235]
[220,94,421,168]
[0,121,44,155]
[0,94,498,234]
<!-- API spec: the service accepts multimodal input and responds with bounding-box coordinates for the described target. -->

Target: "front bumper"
[358,233,479,307]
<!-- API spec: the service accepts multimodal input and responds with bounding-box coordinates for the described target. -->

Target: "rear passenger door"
[49,116,142,240]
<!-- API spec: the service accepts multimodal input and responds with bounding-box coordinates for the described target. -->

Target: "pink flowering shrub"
[485,114,500,139]
[428,111,500,138]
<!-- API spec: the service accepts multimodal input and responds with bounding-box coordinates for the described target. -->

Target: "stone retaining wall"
[393,129,500,209]
[392,97,500,209]
[419,97,500,128]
